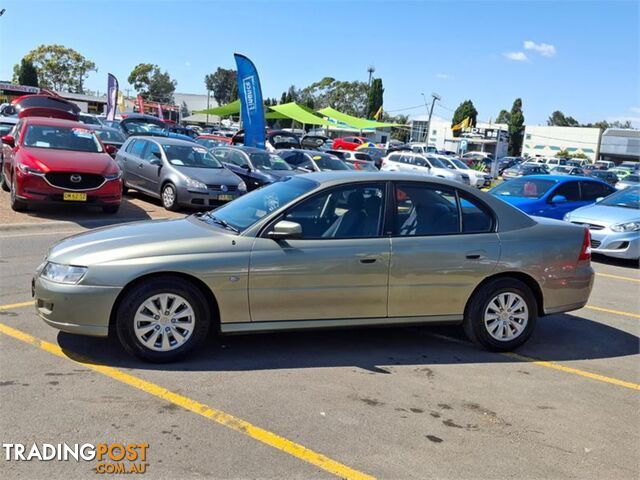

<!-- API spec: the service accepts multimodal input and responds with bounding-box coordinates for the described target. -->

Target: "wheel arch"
[464,271,544,317]
[109,271,221,336]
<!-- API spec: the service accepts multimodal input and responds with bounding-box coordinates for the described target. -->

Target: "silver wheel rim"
[133,293,195,352]
[484,292,529,342]
[162,186,175,207]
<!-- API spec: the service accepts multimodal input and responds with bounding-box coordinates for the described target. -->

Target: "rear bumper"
[541,263,595,315]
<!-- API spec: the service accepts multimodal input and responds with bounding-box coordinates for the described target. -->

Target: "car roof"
[22,117,89,128]
[140,136,198,147]
[521,174,607,183]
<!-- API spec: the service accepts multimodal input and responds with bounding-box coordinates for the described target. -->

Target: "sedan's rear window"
[23,125,103,153]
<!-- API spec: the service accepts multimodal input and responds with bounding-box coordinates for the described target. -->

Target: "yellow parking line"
[585,305,640,319]
[504,352,640,391]
[0,322,374,480]
[596,272,640,283]
[0,301,34,311]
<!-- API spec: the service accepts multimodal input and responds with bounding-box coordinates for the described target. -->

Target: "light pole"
[367,65,375,86]
[421,92,441,145]
[206,90,210,126]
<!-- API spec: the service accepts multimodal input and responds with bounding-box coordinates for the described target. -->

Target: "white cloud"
[524,41,557,57]
[503,51,529,62]
[436,73,453,80]
[630,106,640,114]
[185,61,191,67]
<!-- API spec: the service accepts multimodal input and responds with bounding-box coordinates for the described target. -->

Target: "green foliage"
[15,58,39,87]
[13,44,96,92]
[382,113,409,141]
[557,149,588,159]
[508,98,525,156]
[547,110,579,127]
[495,109,510,124]
[366,78,384,119]
[128,64,177,103]
[204,68,237,105]
[471,160,487,172]
[582,119,633,129]
[289,77,369,116]
[180,101,190,118]
[451,100,478,137]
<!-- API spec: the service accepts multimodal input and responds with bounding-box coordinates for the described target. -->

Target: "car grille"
[45,172,104,191]
[571,221,605,231]
[207,184,238,192]
[591,239,602,248]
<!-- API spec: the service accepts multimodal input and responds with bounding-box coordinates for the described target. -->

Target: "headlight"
[17,164,44,175]
[611,222,640,232]
[238,181,247,192]
[105,170,122,181]
[185,177,207,192]
[40,262,87,284]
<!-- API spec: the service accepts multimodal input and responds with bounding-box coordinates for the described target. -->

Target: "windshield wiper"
[197,212,239,233]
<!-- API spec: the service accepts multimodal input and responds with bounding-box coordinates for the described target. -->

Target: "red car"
[331,136,369,151]
[1,116,122,213]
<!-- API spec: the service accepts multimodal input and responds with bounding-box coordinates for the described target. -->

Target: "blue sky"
[1,0,638,126]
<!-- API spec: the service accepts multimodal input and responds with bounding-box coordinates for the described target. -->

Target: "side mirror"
[104,144,117,156]
[1,135,15,148]
[150,158,162,166]
[268,220,302,240]
[551,195,568,204]
[595,197,604,203]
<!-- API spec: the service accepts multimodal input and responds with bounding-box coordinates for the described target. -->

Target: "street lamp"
[421,92,441,145]
[367,65,375,86]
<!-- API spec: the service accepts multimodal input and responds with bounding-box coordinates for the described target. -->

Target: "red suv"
[1,96,122,213]
[331,136,368,151]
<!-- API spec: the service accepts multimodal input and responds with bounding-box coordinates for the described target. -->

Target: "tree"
[204,68,237,106]
[507,98,525,156]
[295,77,369,116]
[385,114,409,142]
[180,101,190,118]
[12,44,96,92]
[366,78,384,119]
[547,110,579,127]
[128,64,177,103]
[495,109,510,124]
[15,58,39,87]
[582,119,632,129]
[558,149,588,159]
[451,100,478,137]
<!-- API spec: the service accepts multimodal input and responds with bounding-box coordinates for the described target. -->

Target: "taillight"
[578,228,591,261]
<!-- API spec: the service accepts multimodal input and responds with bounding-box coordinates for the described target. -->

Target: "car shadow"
[592,253,639,269]
[56,313,639,372]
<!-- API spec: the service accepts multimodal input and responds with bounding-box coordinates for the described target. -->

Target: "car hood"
[175,166,242,185]
[47,217,237,266]
[566,204,640,226]
[20,147,117,174]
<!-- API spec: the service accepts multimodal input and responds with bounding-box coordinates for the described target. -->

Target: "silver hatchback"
[116,136,247,210]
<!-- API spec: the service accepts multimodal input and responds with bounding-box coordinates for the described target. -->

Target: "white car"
[437,155,491,188]
[409,142,438,155]
[381,151,469,184]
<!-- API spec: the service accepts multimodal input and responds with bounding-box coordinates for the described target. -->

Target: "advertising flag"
[117,91,125,113]
[106,73,118,121]
[234,53,266,149]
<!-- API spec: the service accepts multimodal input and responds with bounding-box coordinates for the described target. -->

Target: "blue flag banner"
[234,53,266,149]
[106,73,118,121]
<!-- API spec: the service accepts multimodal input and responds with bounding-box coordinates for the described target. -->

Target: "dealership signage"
[0,82,40,94]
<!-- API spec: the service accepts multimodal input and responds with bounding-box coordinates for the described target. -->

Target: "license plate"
[63,192,87,201]
[217,194,234,201]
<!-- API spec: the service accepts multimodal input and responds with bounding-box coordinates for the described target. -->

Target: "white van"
[381,151,469,184]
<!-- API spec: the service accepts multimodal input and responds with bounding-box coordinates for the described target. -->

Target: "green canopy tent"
[317,107,403,129]
[268,102,335,127]
[197,99,287,120]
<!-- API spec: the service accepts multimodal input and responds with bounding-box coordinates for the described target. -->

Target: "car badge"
[221,185,228,192]
[70,174,82,183]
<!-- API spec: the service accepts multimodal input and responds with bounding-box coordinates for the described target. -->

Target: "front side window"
[492,178,557,199]
[394,184,460,236]
[23,125,103,153]
[283,183,385,239]
[143,142,161,162]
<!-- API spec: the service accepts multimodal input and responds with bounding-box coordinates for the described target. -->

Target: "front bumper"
[17,172,122,206]
[33,275,121,337]
[590,230,640,260]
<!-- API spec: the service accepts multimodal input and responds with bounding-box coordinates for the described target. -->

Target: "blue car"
[489,175,616,219]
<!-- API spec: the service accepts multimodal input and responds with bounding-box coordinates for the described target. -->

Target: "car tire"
[115,277,212,362]
[0,164,9,192]
[102,205,120,214]
[10,173,27,212]
[463,278,537,352]
[161,183,179,211]
[122,182,130,196]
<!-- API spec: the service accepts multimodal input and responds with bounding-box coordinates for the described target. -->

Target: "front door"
[545,181,583,220]
[249,182,390,321]
[388,182,500,317]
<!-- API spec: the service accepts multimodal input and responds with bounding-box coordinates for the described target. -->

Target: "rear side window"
[394,183,460,236]
[459,193,494,233]
[552,181,580,201]
[581,181,613,201]
[127,139,146,157]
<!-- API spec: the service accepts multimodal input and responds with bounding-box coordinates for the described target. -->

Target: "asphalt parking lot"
[1,193,638,479]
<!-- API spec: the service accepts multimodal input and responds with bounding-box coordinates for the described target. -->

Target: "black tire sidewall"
[162,183,178,211]
[116,278,211,362]
[464,278,537,351]
[10,173,26,211]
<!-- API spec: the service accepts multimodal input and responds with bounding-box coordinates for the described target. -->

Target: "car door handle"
[138,163,145,169]
[360,258,377,264]
[465,250,486,260]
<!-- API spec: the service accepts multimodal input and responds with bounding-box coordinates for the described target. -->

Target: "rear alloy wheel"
[10,173,27,212]
[161,183,179,211]
[116,278,211,362]
[463,278,537,351]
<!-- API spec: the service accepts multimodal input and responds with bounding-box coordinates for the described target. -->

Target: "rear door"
[122,139,148,189]
[388,182,500,318]
[580,180,615,203]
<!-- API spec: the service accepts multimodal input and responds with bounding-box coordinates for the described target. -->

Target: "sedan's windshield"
[451,159,470,170]
[23,125,103,153]
[599,186,640,209]
[308,154,350,171]
[201,177,318,231]
[491,178,557,199]
[125,121,167,136]
[162,144,223,168]
[249,152,292,171]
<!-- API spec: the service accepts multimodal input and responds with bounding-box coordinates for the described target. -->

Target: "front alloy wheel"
[133,293,196,352]
[161,183,178,211]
